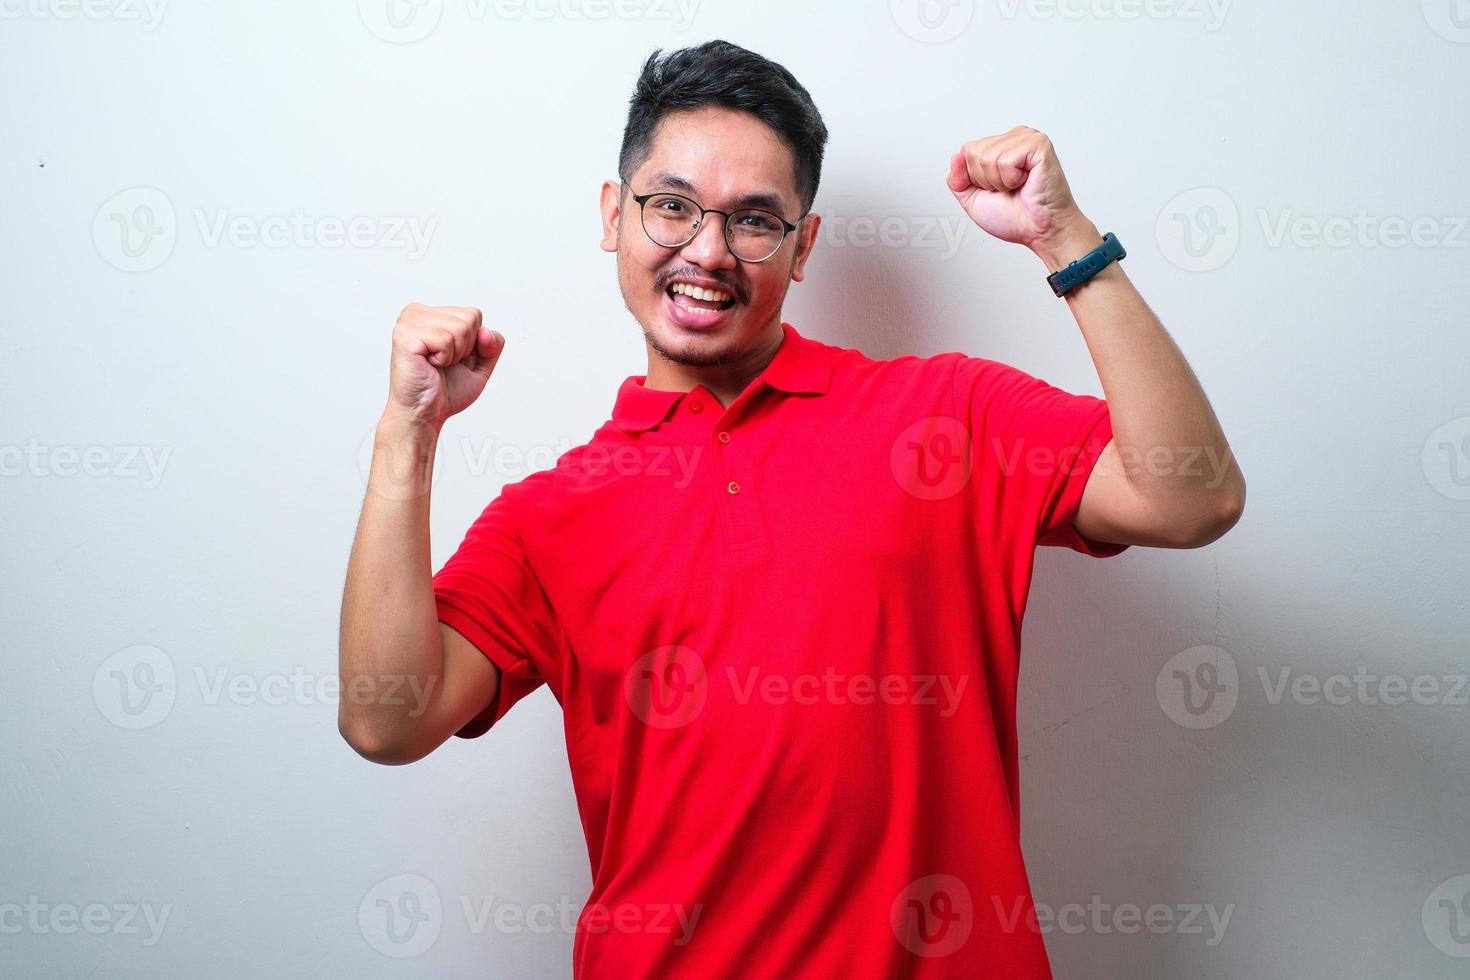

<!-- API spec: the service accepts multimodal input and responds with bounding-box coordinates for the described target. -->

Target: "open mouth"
[667,281,737,312]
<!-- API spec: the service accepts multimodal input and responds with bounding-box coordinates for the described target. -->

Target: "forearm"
[337,413,445,751]
[1031,219,1246,515]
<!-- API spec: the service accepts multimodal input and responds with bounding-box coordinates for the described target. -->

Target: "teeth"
[671,293,726,316]
[670,282,732,304]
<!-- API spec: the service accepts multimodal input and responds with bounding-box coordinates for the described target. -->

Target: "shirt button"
[717,431,731,444]
[689,400,704,414]
[727,480,740,494]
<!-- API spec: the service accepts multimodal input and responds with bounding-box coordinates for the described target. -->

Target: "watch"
[1046,231,1125,297]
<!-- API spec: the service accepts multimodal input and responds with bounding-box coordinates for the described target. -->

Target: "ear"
[599,180,623,253]
[788,212,821,283]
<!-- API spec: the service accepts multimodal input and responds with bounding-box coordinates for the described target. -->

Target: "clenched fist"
[384,303,505,430]
[946,125,1089,253]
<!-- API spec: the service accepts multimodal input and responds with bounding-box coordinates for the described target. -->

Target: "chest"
[524,407,981,676]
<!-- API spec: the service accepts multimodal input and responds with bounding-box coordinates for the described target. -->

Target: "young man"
[339,39,1244,979]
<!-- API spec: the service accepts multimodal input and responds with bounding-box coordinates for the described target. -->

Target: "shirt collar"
[612,321,834,434]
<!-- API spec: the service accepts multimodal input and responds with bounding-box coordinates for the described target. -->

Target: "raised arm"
[338,303,506,765]
[947,126,1246,549]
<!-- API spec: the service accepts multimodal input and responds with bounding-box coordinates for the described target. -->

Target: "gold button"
[689,400,704,413]
[717,431,731,444]
[727,481,740,494]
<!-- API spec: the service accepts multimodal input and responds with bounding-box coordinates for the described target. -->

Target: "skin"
[945,125,1246,548]
[337,303,506,765]
[338,113,1246,765]
[598,106,821,407]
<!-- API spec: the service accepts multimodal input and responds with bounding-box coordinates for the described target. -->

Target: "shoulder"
[492,421,650,520]
[816,331,949,379]
[825,338,1002,411]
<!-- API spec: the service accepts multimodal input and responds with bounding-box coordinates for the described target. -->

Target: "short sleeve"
[954,355,1130,559]
[432,491,559,738]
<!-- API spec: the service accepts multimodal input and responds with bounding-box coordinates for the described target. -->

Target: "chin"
[644,313,751,367]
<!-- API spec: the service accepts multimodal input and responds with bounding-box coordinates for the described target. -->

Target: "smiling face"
[600,106,820,377]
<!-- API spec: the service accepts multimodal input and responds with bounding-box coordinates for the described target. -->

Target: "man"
[339,39,1244,979]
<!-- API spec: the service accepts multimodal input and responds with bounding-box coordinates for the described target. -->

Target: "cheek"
[744,270,787,305]
[624,238,670,278]
[617,243,665,298]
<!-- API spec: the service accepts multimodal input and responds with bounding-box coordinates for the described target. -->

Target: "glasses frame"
[625,184,804,264]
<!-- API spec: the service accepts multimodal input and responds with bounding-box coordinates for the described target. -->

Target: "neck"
[643,320,786,408]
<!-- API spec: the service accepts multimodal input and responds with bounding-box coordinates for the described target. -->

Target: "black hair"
[617,39,829,216]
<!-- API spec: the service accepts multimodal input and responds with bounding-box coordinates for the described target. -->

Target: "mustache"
[657,269,743,303]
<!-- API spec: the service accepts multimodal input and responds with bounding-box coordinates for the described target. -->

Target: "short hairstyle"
[617,39,829,216]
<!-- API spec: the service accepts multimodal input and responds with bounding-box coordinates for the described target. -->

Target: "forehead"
[633,106,799,214]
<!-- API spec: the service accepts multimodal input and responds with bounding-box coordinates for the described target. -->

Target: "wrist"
[1030,216,1103,271]
[369,411,440,502]
[378,407,442,444]
[379,405,441,437]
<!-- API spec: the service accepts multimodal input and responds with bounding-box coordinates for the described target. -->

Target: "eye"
[735,212,781,232]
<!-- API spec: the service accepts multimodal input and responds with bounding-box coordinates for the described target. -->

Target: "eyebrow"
[646,171,790,215]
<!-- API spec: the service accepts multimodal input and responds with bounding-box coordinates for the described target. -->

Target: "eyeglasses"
[625,184,803,263]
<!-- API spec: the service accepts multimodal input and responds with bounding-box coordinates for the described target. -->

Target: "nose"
[678,212,739,271]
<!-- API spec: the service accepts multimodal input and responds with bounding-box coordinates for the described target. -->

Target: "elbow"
[1176,482,1246,549]
[338,712,425,767]
[1213,474,1247,538]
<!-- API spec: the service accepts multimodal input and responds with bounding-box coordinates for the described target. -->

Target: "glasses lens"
[641,194,701,247]
[639,194,788,261]
[727,209,786,262]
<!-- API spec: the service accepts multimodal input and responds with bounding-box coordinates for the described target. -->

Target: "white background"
[3,1,1468,977]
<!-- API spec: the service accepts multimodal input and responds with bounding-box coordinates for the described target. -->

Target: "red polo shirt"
[432,321,1128,978]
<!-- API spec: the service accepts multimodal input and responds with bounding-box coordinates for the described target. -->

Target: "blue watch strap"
[1046,231,1125,297]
